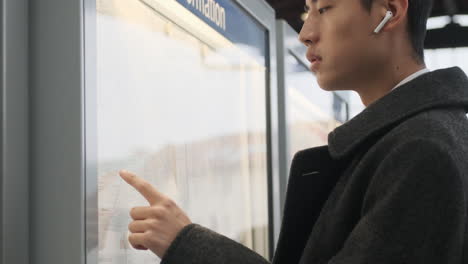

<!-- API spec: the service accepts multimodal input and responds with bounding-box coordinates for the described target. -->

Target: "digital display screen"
[94,0,270,262]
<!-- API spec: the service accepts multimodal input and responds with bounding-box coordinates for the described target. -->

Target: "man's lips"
[307,53,322,72]
[307,53,322,63]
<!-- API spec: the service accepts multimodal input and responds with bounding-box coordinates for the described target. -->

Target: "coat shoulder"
[362,108,468,181]
[379,108,468,152]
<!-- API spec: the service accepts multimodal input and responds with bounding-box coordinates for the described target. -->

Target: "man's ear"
[377,0,409,32]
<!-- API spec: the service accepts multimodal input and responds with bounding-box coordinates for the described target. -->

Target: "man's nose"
[298,22,319,47]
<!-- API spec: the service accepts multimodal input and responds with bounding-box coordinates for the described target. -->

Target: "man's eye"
[304,5,310,12]
[318,6,331,14]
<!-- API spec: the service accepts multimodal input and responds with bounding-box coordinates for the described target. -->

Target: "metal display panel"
[232,1,282,256]
[29,0,86,263]
[230,2,281,257]
[275,20,350,216]
[29,0,279,263]
[1,0,29,264]
[83,0,280,263]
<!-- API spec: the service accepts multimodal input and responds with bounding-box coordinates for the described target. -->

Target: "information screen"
[95,0,270,262]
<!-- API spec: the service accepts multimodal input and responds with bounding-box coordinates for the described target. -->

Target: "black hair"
[360,0,434,64]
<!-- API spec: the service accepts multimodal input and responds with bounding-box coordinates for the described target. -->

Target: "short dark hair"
[360,0,434,64]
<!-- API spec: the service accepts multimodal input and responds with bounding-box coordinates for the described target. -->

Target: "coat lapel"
[272,145,348,264]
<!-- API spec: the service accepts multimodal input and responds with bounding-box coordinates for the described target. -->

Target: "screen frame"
[0,0,29,263]
[84,0,280,263]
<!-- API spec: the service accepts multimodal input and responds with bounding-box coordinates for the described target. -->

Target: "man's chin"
[316,75,336,91]
[316,74,348,92]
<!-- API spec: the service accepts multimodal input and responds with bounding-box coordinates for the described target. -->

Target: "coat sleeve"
[328,139,466,264]
[160,223,271,264]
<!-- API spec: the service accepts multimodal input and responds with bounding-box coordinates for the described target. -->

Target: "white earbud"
[374,11,393,34]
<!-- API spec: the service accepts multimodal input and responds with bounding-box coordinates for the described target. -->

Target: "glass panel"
[95,0,269,263]
[285,53,343,163]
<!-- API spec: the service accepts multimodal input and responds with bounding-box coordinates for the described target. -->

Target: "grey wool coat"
[160,67,468,264]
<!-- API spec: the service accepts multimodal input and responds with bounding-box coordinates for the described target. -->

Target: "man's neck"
[356,61,427,107]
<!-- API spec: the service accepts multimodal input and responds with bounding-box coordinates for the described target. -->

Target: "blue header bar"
[175,0,268,63]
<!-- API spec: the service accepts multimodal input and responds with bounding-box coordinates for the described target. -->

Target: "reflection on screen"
[96,0,269,263]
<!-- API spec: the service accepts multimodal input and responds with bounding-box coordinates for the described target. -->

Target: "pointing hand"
[119,170,192,258]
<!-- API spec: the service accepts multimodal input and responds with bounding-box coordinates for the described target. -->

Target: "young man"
[120,0,468,263]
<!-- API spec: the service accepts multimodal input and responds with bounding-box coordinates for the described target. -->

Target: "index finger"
[119,170,163,205]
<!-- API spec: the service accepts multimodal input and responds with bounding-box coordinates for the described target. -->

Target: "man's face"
[300,0,387,91]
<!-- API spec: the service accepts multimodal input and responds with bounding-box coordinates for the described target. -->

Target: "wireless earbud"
[374,11,393,34]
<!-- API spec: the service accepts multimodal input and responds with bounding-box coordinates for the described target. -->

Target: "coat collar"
[328,67,468,161]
